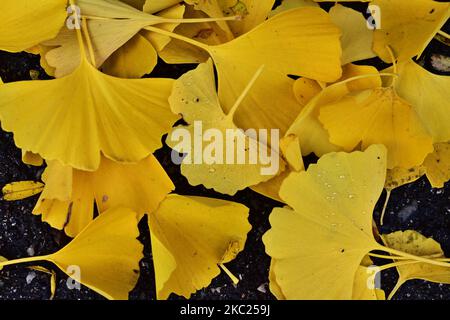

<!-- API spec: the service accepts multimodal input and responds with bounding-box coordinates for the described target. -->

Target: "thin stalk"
[81,18,96,66]
[388,280,404,300]
[225,65,265,122]
[81,15,111,21]
[144,26,210,51]
[435,258,450,262]
[219,263,239,285]
[368,252,407,260]
[82,15,240,24]
[369,252,444,261]
[380,189,391,226]
[69,0,87,60]
[437,30,450,39]
[376,260,420,272]
[385,45,398,87]
[161,16,240,24]
[329,73,398,90]
[0,255,48,269]
[379,245,450,268]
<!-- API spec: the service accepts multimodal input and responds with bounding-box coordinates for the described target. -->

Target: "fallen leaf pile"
[0,0,449,300]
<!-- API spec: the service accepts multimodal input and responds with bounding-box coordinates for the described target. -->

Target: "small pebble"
[26,246,35,257]
[257,283,267,294]
[26,272,36,285]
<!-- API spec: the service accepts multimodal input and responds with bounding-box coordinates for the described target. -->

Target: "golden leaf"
[149,194,251,299]
[0,207,143,300]
[264,145,388,299]
[2,181,45,201]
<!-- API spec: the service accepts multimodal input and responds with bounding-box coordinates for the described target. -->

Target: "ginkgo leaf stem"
[435,258,450,262]
[225,65,265,121]
[0,255,49,269]
[437,30,450,39]
[161,16,241,24]
[368,252,407,260]
[387,280,404,300]
[69,0,87,61]
[369,252,444,261]
[81,15,240,24]
[379,245,450,268]
[385,46,398,87]
[81,18,97,66]
[375,260,421,272]
[219,263,239,285]
[329,73,398,90]
[380,189,391,226]
[144,26,210,51]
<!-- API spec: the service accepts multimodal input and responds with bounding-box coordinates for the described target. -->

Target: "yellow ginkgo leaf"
[101,33,158,78]
[148,194,251,299]
[372,0,450,62]
[329,4,376,65]
[0,207,143,300]
[0,0,67,52]
[34,155,174,237]
[395,60,450,143]
[2,181,45,201]
[383,230,450,299]
[269,2,375,65]
[423,142,450,188]
[0,54,178,171]
[166,60,284,195]
[264,145,388,299]
[319,87,434,169]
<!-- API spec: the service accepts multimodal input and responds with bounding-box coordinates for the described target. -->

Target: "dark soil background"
[0,1,449,300]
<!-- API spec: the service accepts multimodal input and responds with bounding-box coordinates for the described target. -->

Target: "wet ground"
[0,2,449,300]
